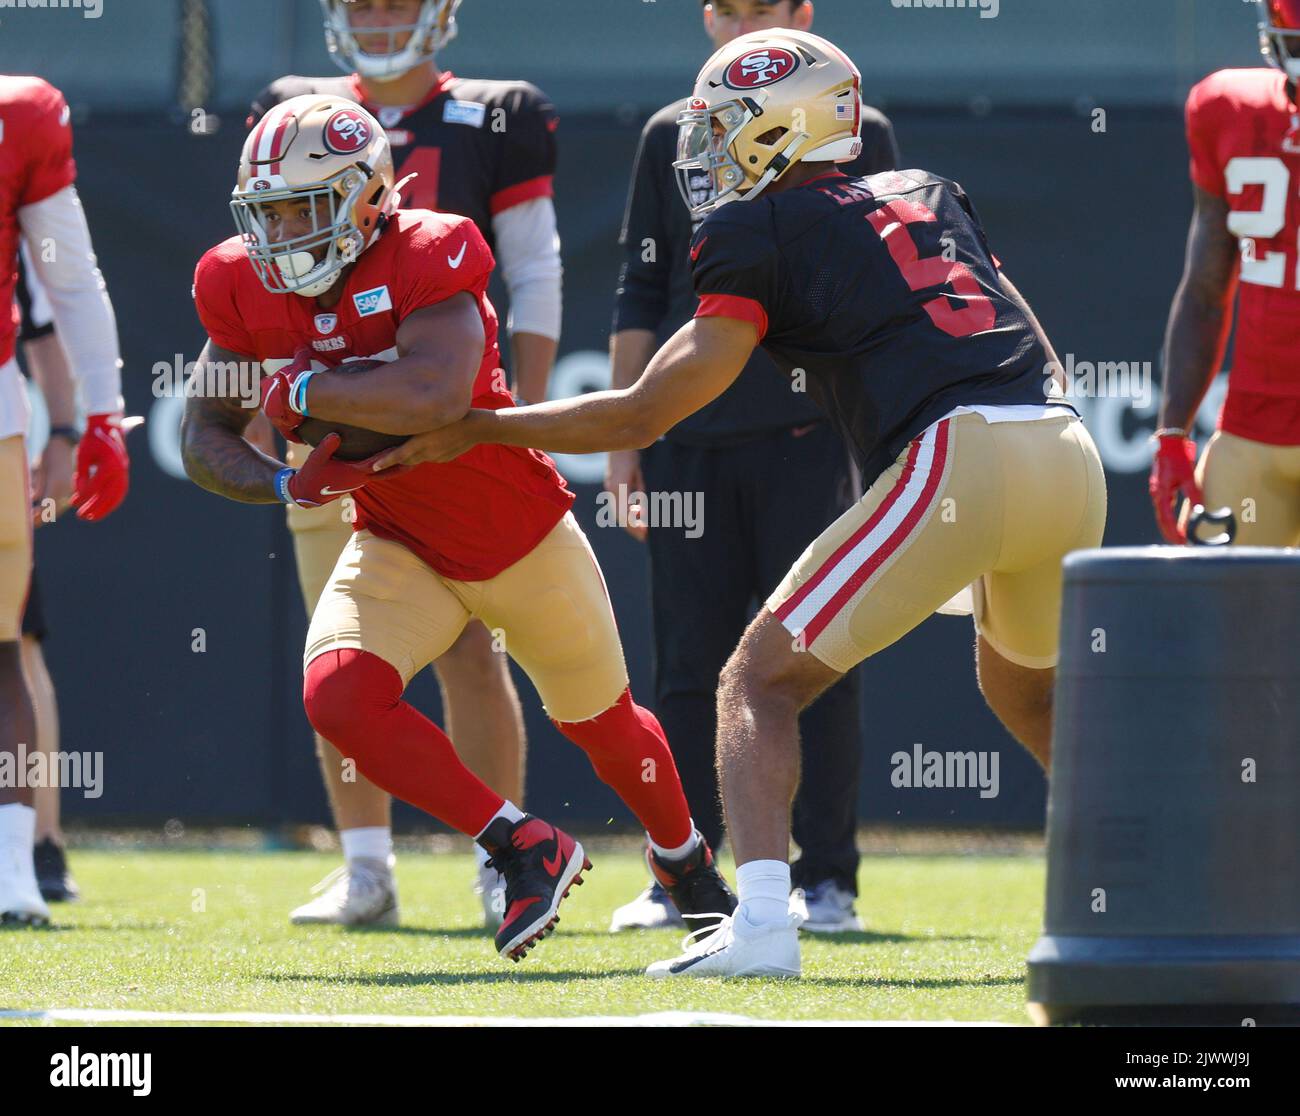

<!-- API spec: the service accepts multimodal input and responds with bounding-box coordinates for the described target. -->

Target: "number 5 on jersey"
[866,197,996,339]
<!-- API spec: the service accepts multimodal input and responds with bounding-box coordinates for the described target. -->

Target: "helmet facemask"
[319,0,460,82]
[1261,0,1300,81]
[674,94,806,220]
[231,166,377,297]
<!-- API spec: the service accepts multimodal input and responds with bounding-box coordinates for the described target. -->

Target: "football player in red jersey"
[0,76,129,924]
[245,0,562,929]
[1152,0,1300,545]
[181,95,734,962]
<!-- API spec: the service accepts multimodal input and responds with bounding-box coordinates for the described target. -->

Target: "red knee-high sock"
[554,688,693,849]
[304,649,503,837]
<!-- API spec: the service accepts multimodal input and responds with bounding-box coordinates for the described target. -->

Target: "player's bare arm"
[300,293,485,435]
[605,328,659,541]
[1158,186,1239,430]
[511,331,558,406]
[181,341,285,503]
[372,314,757,468]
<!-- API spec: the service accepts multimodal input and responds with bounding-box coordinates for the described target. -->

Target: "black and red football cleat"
[648,834,737,933]
[478,815,591,962]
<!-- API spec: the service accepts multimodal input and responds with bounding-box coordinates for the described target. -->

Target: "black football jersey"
[691,169,1059,483]
[249,72,558,250]
[615,97,899,445]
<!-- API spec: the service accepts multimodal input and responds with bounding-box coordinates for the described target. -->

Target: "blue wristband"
[274,467,296,505]
[290,370,317,417]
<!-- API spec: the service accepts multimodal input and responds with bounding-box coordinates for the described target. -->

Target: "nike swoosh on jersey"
[447,242,468,269]
[319,485,363,497]
[690,237,709,262]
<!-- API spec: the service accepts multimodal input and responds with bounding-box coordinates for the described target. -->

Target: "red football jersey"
[1,76,76,367]
[193,209,573,581]
[1187,68,1300,443]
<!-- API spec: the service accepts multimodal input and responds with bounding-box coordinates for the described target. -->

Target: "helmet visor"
[673,100,754,220]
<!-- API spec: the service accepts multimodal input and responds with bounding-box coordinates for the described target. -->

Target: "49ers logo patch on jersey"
[724,48,799,90]
[323,109,371,154]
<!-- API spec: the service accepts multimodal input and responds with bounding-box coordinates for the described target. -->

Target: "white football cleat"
[609,880,684,932]
[646,909,802,979]
[474,857,506,929]
[289,857,398,926]
[0,836,50,927]
[791,881,864,934]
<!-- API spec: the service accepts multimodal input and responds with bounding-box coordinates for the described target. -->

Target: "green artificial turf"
[0,846,1043,1024]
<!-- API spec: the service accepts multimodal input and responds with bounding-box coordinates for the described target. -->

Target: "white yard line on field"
[1,1007,1009,1027]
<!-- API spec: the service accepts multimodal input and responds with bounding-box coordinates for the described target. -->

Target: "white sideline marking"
[1,1008,1008,1028]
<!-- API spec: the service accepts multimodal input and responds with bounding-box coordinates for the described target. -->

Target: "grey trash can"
[1027,547,1300,1025]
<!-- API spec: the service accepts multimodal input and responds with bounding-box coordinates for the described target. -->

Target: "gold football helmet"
[675,29,864,219]
[230,94,403,297]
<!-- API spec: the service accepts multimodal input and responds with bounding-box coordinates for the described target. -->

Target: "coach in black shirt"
[606,0,899,933]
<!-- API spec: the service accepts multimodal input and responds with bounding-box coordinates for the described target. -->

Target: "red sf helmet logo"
[723,47,799,90]
[323,109,371,155]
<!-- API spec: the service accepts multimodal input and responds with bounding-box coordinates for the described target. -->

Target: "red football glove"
[70,412,135,522]
[278,433,407,509]
[260,346,318,444]
[1148,432,1205,545]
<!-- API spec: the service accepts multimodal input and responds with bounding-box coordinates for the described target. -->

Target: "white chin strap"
[278,251,343,298]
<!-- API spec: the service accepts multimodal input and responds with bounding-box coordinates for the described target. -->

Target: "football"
[294,358,410,462]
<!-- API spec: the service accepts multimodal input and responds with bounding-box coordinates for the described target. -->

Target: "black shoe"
[34,838,80,903]
[647,836,736,933]
[478,815,590,962]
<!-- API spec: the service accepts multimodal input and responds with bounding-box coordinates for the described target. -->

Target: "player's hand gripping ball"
[281,432,409,508]
[268,354,412,462]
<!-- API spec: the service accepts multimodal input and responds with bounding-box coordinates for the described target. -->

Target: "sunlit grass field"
[1,843,1043,1025]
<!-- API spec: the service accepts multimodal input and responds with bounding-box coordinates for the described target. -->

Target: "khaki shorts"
[304,511,629,722]
[285,440,356,614]
[1194,430,1300,547]
[767,412,1107,673]
[0,435,32,641]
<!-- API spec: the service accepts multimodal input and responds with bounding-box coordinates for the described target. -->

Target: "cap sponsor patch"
[352,285,392,317]
[443,99,487,128]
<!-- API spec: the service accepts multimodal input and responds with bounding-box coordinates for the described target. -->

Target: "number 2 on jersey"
[1225,156,1300,290]
[866,197,996,339]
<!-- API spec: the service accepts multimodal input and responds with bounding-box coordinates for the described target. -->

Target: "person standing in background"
[15,250,81,903]
[605,0,899,933]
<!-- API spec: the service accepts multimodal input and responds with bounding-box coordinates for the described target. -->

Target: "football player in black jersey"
[375,30,1108,978]
[245,0,562,930]
[608,0,897,935]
